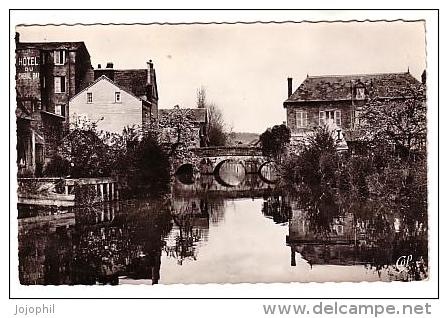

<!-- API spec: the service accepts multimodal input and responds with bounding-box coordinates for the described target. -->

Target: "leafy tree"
[43,155,71,177]
[116,134,170,198]
[48,118,170,198]
[280,126,337,188]
[158,105,197,148]
[259,124,291,160]
[359,83,426,159]
[57,123,116,178]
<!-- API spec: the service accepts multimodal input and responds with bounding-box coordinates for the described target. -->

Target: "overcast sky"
[16,21,426,133]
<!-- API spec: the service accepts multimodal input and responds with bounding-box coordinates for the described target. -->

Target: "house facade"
[93,60,159,132]
[283,72,423,148]
[69,75,153,134]
[15,33,94,176]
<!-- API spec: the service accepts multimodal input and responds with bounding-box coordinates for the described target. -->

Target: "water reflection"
[18,170,428,284]
[283,188,428,281]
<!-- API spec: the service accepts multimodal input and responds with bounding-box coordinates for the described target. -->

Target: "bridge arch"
[175,163,195,185]
[214,159,247,187]
[258,161,280,184]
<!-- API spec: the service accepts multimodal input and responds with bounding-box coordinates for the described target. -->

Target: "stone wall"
[286,101,355,134]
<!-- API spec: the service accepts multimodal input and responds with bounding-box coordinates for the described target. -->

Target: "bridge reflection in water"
[215,160,246,186]
[17,167,427,285]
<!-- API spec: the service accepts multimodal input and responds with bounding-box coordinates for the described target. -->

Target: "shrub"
[117,134,170,198]
[43,155,71,177]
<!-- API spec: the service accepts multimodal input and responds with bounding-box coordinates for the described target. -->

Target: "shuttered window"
[319,110,342,127]
[296,110,308,128]
[335,110,342,126]
[319,111,326,126]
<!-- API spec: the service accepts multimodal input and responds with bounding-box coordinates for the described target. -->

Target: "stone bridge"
[172,146,279,184]
[190,146,267,174]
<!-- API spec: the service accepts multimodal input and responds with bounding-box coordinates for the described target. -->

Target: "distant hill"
[227,132,260,146]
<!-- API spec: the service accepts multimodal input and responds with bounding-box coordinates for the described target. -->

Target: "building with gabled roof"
[69,75,156,134]
[93,60,159,122]
[283,71,423,149]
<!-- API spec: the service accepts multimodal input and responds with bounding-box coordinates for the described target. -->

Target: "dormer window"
[53,50,65,65]
[355,86,366,100]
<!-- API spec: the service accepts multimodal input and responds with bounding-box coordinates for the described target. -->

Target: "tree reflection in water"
[19,199,173,285]
[260,184,428,282]
[18,171,428,284]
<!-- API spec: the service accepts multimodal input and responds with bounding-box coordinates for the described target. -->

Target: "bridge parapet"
[190,146,263,157]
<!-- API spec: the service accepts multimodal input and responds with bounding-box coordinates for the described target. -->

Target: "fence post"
[100,183,104,201]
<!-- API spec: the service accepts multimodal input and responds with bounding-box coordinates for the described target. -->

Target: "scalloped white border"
[7,9,439,300]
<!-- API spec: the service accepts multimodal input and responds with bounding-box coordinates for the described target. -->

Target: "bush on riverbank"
[44,122,171,199]
[280,127,427,221]
[116,134,171,199]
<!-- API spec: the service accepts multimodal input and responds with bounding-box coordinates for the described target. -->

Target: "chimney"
[287,77,293,97]
[421,70,426,85]
[94,62,114,81]
[146,60,153,85]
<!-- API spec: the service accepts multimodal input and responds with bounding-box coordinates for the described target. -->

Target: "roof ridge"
[69,75,143,102]
[307,72,410,79]
[19,40,85,43]
[113,68,147,72]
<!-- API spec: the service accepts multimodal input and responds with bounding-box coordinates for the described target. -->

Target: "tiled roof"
[159,108,207,123]
[17,41,87,51]
[113,69,148,97]
[69,75,143,102]
[285,72,421,103]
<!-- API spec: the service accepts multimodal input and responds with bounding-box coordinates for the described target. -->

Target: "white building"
[69,75,153,134]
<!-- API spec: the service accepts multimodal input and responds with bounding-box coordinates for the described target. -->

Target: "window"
[335,110,341,126]
[54,76,66,93]
[319,110,342,127]
[55,105,65,117]
[115,92,121,103]
[87,92,93,103]
[295,110,308,128]
[54,50,65,65]
[355,87,366,100]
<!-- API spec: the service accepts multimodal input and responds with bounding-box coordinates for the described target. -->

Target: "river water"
[17,168,428,285]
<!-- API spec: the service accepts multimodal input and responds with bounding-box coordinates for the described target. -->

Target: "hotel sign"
[16,49,40,80]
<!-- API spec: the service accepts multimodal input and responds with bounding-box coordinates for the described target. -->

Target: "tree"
[359,83,426,159]
[195,86,227,146]
[158,105,198,150]
[196,86,207,109]
[280,126,338,189]
[207,103,227,146]
[116,134,170,198]
[56,120,118,178]
[259,124,291,160]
